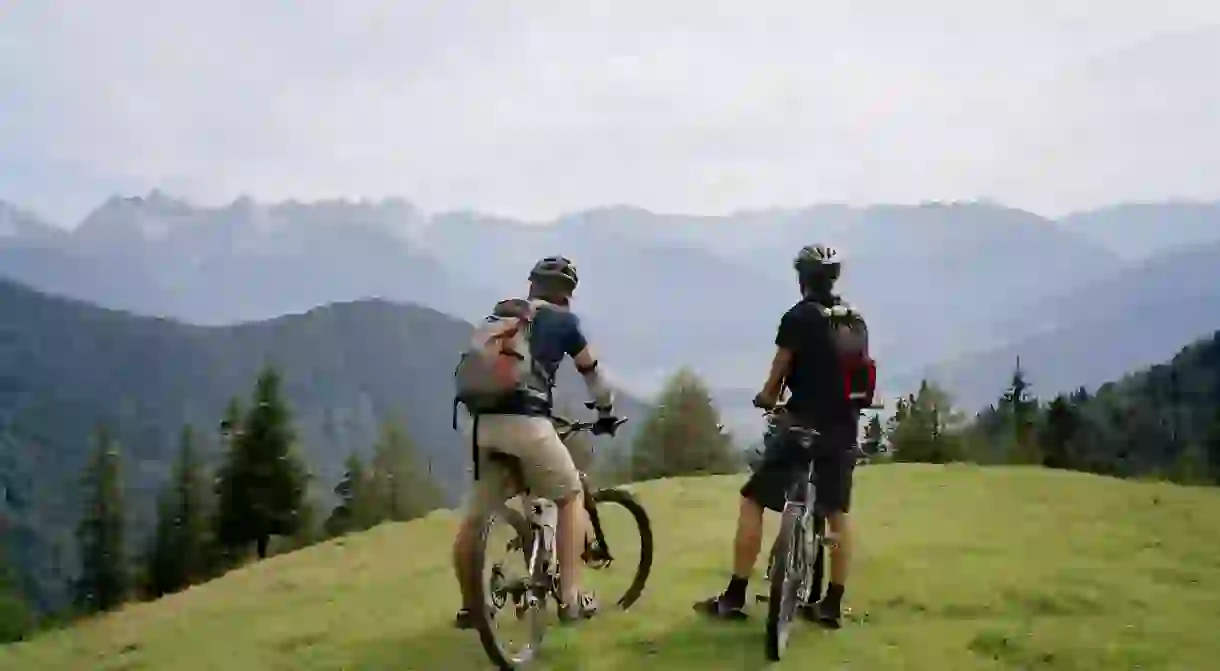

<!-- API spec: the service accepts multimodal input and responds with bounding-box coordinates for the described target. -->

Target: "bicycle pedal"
[756,594,770,603]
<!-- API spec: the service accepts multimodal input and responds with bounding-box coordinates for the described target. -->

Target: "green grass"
[4,464,1220,670]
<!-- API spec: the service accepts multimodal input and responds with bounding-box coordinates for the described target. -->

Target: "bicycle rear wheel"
[765,507,807,661]
[583,487,654,610]
[470,507,548,670]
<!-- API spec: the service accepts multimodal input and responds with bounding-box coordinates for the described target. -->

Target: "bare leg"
[826,511,852,586]
[452,516,480,609]
[555,488,585,605]
[732,496,766,578]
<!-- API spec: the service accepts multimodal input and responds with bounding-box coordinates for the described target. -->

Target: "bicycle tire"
[589,487,654,609]
[765,507,804,661]
[470,510,546,671]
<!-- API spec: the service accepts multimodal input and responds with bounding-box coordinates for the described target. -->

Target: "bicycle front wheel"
[582,487,654,610]
[765,508,806,661]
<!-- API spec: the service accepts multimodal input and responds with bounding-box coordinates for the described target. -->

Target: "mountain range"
[3,193,1218,409]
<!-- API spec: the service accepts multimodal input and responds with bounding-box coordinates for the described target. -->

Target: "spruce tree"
[890,380,965,463]
[214,366,308,560]
[1000,358,1042,464]
[370,421,443,522]
[862,414,884,455]
[630,368,739,480]
[325,452,377,537]
[0,547,32,643]
[1039,395,1080,470]
[75,425,129,614]
[145,426,210,597]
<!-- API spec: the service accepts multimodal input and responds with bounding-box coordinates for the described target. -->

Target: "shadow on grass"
[340,622,495,671]
[610,612,784,671]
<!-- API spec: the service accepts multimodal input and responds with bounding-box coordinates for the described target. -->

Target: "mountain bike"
[758,400,883,661]
[753,407,826,661]
[467,410,653,670]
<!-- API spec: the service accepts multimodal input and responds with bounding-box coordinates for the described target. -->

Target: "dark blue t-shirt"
[529,304,589,386]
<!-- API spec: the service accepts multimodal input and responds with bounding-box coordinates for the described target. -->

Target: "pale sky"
[2,1,1218,225]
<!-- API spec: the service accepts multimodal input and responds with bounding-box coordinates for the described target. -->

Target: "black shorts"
[740,419,857,515]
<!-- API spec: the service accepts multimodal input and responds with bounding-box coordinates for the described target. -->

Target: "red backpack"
[818,302,876,410]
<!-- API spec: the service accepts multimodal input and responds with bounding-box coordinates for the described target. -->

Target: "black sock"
[724,575,749,603]
[823,582,844,606]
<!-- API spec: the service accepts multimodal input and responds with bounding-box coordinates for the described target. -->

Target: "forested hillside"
[0,278,645,616]
[885,331,1220,484]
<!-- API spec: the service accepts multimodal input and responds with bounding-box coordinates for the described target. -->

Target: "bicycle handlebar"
[552,402,629,440]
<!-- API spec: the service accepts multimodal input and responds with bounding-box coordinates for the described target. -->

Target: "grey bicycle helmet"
[793,244,841,283]
[528,255,579,291]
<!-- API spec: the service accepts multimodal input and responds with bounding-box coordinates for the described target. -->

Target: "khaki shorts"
[462,415,583,519]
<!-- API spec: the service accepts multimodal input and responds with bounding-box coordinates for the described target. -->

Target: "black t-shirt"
[775,296,854,426]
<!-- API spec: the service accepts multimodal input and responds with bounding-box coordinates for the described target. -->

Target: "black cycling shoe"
[694,593,748,620]
[800,598,841,629]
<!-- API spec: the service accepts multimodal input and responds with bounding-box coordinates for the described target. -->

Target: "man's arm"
[565,314,614,412]
[572,345,614,411]
[760,347,793,401]
[757,308,801,406]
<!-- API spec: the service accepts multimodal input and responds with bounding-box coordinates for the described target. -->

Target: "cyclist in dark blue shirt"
[452,256,619,628]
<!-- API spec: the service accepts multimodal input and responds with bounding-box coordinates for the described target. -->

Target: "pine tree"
[325,452,378,537]
[0,547,33,643]
[1206,402,1220,485]
[369,421,443,522]
[889,380,966,463]
[214,366,309,560]
[1166,443,1211,486]
[75,425,129,614]
[1000,358,1042,464]
[1039,394,1080,470]
[145,426,210,598]
[862,414,884,455]
[630,368,739,480]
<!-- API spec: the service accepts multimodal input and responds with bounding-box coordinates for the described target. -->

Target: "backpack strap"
[526,300,559,414]
[471,414,481,481]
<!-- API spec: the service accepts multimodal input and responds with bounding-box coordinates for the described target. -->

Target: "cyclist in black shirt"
[696,244,862,628]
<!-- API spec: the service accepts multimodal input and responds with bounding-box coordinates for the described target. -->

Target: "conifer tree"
[325,452,378,536]
[370,421,443,522]
[630,368,739,480]
[0,547,32,642]
[862,414,884,455]
[75,425,129,613]
[145,426,210,597]
[214,366,308,560]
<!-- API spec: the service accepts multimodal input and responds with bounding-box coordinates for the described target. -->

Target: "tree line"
[67,365,446,625]
[878,356,1220,486]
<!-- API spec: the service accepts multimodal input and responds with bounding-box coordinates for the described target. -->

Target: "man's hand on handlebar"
[584,401,625,437]
[752,390,780,411]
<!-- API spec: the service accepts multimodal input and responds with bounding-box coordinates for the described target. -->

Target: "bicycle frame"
[510,414,625,594]
[761,409,825,586]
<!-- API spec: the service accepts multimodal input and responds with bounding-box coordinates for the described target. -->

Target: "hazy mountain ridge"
[0,192,1217,399]
[903,240,1220,408]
